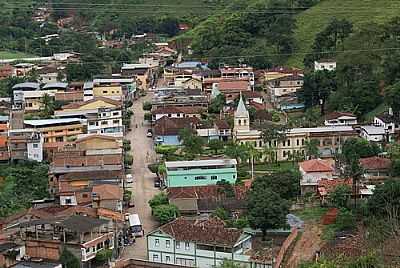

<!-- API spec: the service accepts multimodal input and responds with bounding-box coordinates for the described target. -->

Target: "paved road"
[121,92,160,260]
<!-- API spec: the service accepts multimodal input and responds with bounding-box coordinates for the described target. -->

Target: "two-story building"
[164,159,237,188]
[266,74,303,109]
[299,159,334,195]
[151,106,205,122]
[147,217,254,268]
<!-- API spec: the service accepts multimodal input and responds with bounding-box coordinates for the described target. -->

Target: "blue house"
[165,159,237,188]
[154,117,199,146]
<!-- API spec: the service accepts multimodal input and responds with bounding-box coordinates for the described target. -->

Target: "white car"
[126,174,134,184]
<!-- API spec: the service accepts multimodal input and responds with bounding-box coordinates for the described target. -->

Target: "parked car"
[154,179,161,188]
[146,129,153,137]
[126,174,133,184]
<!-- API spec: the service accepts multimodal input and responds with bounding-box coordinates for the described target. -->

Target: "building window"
[301,139,305,146]
[103,91,107,94]
[89,122,95,126]
[33,143,39,148]
[211,175,217,180]
[238,119,241,125]
[55,137,63,142]
[195,176,206,180]
[65,198,72,204]
[176,241,180,249]
[282,141,286,147]
[287,139,290,146]
[113,120,119,124]
[166,256,171,262]
[34,154,39,158]
[243,120,247,125]
[155,239,159,247]
[185,242,190,250]
[166,240,170,248]
[153,255,159,262]
[82,194,88,198]
[168,114,172,117]
[296,139,299,146]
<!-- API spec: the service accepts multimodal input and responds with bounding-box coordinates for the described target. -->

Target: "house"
[154,117,199,146]
[181,78,203,90]
[324,112,357,126]
[220,65,255,88]
[164,159,237,188]
[216,80,251,102]
[167,185,248,215]
[19,90,57,112]
[86,108,124,137]
[18,215,114,264]
[121,63,153,90]
[151,106,205,121]
[373,111,399,137]
[92,184,123,212]
[214,119,231,141]
[93,84,123,101]
[55,97,121,118]
[152,88,208,109]
[0,242,25,268]
[8,129,43,162]
[24,118,85,144]
[299,159,334,195]
[147,217,254,268]
[0,64,13,80]
[359,156,392,184]
[266,74,304,109]
[314,59,336,72]
[13,64,35,77]
[360,125,386,142]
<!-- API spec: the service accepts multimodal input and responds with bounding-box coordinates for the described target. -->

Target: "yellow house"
[55,97,121,117]
[24,90,57,112]
[93,85,123,100]
[24,118,84,144]
[75,134,122,151]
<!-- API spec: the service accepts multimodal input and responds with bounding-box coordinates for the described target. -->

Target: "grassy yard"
[288,0,400,67]
[0,50,36,60]
[293,207,328,222]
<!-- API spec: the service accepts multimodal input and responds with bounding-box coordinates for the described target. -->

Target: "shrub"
[153,204,180,224]
[142,101,152,111]
[149,192,169,209]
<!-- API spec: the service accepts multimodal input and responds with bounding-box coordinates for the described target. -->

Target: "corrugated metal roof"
[12,82,40,90]
[42,82,68,89]
[24,118,85,126]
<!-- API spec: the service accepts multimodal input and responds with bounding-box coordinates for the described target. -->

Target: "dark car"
[154,179,161,188]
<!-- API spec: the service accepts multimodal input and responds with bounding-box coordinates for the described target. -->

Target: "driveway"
[121,92,160,260]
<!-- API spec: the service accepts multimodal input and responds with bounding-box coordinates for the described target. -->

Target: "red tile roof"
[325,111,356,120]
[152,106,205,115]
[299,159,333,173]
[167,185,248,200]
[154,117,199,136]
[160,217,242,247]
[317,178,352,196]
[92,184,122,200]
[359,156,392,170]
[214,119,230,130]
[218,80,250,92]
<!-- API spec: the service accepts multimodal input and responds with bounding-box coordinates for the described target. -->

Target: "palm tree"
[244,143,262,180]
[40,93,55,118]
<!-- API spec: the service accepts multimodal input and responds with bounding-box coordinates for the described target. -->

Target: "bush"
[60,248,80,268]
[212,207,229,220]
[149,192,169,209]
[143,101,152,111]
[144,112,152,121]
[123,190,132,202]
[123,139,131,151]
[336,209,356,231]
[124,153,133,166]
[148,163,159,173]
[153,204,180,224]
[94,248,112,264]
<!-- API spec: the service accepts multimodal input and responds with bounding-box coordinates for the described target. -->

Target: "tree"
[391,159,400,177]
[178,129,205,156]
[60,248,80,268]
[212,207,230,221]
[217,260,243,268]
[252,170,300,200]
[384,81,400,116]
[209,94,226,114]
[148,192,169,210]
[330,185,351,208]
[304,139,320,160]
[208,139,225,154]
[153,204,180,224]
[260,123,287,145]
[40,93,55,118]
[224,142,248,163]
[368,180,400,216]
[342,138,380,164]
[247,187,289,240]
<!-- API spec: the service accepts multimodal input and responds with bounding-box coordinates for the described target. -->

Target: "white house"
[314,59,336,71]
[87,108,124,137]
[360,125,386,142]
[324,112,357,126]
[299,159,334,195]
[147,217,257,268]
[373,111,399,135]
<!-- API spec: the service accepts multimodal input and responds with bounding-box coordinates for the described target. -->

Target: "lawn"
[288,0,400,67]
[293,207,328,222]
[0,50,36,60]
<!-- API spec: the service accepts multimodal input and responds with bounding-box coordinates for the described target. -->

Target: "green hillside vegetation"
[0,51,35,60]
[289,0,400,67]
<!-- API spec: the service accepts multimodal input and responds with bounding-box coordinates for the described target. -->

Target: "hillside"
[288,0,400,67]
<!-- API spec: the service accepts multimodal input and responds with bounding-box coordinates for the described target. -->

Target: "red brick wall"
[274,229,299,268]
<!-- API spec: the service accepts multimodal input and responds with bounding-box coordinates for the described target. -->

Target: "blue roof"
[280,103,305,111]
